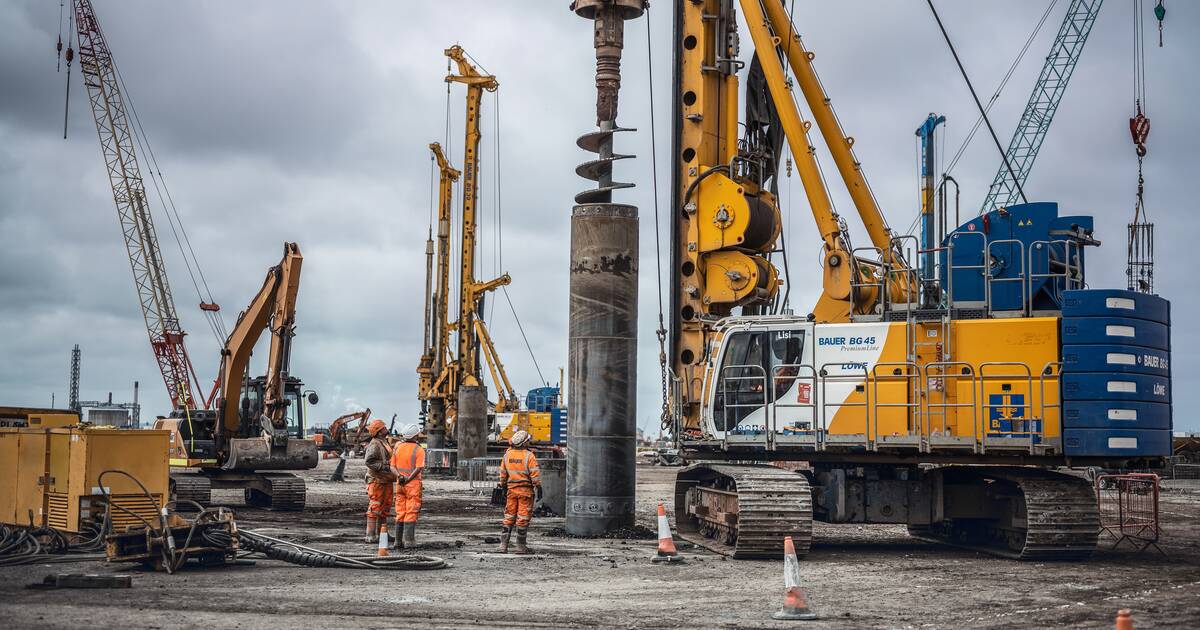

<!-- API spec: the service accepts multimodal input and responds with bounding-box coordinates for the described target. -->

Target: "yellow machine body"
[0,406,79,429]
[494,411,554,444]
[0,427,169,533]
[702,317,1063,450]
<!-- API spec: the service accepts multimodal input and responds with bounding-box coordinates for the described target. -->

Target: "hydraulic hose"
[224,529,448,570]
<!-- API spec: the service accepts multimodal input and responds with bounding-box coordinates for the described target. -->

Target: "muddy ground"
[2,459,1198,629]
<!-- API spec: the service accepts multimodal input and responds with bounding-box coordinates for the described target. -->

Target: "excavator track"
[170,474,212,510]
[674,464,812,559]
[909,467,1098,560]
[244,473,306,511]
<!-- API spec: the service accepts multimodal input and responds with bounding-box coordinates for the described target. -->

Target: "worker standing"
[390,424,426,549]
[363,419,395,544]
[497,430,541,554]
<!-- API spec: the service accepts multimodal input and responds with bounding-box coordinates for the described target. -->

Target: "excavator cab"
[223,376,318,472]
[236,376,312,440]
[166,376,318,471]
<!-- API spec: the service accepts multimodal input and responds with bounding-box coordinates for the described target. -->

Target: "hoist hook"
[1154,1,1166,47]
[1130,102,1150,158]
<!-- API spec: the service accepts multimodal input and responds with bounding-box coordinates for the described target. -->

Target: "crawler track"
[674,464,812,559]
[909,467,1098,560]
[245,473,307,511]
[170,474,212,510]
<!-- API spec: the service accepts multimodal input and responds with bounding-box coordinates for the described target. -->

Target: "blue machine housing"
[1059,289,1172,457]
[526,386,560,412]
[939,206,1172,460]
[525,386,568,444]
[941,202,1094,311]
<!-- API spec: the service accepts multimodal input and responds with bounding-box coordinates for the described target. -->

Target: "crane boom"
[980,0,1103,213]
[73,0,201,410]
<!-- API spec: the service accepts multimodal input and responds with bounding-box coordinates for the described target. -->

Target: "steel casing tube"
[566,203,638,536]
[456,384,488,479]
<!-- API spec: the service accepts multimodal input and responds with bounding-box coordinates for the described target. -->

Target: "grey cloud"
[0,1,1195,435]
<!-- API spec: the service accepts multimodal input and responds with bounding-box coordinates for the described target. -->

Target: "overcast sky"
[1,1,1195,434]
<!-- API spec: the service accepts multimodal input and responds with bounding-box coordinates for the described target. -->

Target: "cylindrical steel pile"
[456,384,488,479]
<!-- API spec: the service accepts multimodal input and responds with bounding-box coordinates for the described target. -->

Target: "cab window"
[713,329,807,431]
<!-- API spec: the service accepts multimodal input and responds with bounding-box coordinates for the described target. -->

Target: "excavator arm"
[215,242,303,441]
[327,409,371,444]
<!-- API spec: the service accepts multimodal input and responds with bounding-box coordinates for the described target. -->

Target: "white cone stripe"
[657,513,672,540]
[783,552,801,589]
[379,531,389,549]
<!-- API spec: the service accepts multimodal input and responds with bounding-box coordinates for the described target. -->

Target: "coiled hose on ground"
[203,528,448,570]
[0,522,106,567]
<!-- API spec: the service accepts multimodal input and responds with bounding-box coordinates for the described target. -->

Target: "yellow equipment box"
[0,406,79,429]
[0,427,169,533]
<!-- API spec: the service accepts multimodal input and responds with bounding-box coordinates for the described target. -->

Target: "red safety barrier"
[1095,473,1163,554]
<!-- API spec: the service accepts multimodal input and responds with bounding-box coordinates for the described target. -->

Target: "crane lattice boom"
[73,0,200,410]
[980,0,1104,213]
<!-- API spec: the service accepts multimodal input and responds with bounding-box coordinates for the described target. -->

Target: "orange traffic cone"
[1115,609,1133,630]
[377,528,390,557]
[651,503,683,563]
[772,536,817,621]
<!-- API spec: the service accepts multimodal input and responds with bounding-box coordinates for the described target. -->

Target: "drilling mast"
[71,0,201,410]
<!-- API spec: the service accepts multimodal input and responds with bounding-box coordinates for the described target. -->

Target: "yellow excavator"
[156,243,318,511]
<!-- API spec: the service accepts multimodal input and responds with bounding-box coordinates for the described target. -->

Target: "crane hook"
[1154,1,1166,47]
[1130,102,1150,158]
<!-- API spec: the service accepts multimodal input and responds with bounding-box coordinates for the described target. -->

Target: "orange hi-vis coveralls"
[364,437,395,521]
[500,447,541,528]
[391,441,426,524]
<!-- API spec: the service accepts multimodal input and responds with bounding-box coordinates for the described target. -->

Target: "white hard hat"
[510,430,532,448]
[399,423,422,440]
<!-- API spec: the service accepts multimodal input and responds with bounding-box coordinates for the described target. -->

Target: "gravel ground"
[1,459,1197,629]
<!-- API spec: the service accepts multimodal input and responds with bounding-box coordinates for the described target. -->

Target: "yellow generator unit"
[0,406,80,429]
[495,411,553,443]
[0,427,169,533]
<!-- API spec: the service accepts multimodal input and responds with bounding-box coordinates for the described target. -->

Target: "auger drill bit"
[571,0,647,204]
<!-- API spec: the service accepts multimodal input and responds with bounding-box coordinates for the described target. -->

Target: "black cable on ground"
[0,523,105,567]
[227,529,448,571]
[925,0,1027,205]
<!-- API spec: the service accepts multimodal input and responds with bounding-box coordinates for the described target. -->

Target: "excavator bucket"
[223,437,318,471]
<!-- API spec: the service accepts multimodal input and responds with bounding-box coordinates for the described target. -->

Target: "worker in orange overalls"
[497,430,541,554]
[389,423,426,549]
[362,419,395,543]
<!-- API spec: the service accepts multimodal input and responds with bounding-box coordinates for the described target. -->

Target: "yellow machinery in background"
[0,427,169,533]
[0,406,79,429]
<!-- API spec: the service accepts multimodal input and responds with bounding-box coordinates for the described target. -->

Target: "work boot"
[365,517,378,544]
[403,522,417,548]
[514,527,531,555]
[498,526,512,553]
[393,521,404,550]
[385,518,397,549]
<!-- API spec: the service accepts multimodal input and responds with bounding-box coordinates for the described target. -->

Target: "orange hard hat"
[367,419,387,438]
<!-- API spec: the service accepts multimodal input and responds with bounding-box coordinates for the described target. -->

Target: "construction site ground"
[2,460,1198,629]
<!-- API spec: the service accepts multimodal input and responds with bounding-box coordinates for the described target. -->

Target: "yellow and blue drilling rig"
[657,0,1172,560]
